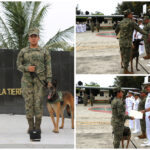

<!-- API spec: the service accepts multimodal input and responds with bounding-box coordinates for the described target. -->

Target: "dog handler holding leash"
[115,9,148,74]
[111,88,134,148]
[17,28,52,136]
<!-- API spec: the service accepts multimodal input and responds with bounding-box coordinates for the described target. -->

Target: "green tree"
[0,2,74,51]
[115,2,150,15]
[85,82,100,87]
[92,11,104,15]
[114,76,144,89]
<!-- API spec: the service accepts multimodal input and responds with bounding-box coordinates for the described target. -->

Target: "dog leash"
[130,139,137,149]
[30,72,47,88]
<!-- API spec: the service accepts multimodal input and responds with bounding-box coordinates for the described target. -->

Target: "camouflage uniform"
[143,20,150,56]
[117,15,147,70]
[17,28,51,132]
[111,97,131,148]
[138,97,146,135]
[90,93,94,106]
[96,21,100,32]
[83,93,88,106]
[90,21,95,32]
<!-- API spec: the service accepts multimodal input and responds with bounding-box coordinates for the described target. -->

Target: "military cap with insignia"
[123,9,133,16]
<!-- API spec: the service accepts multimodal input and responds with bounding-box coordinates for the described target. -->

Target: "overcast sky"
[0,0,75,45]
[76,75,116,87]
[76,0,149,15]
[41,0,75,44]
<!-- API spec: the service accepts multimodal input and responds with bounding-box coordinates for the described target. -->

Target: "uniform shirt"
[111,97,131,126]
[138,97,146,111]
[17,46,51,83]
[145,93,150,116]
[133,98,140,111]
[117,18,147,47]
[143,22,150,42]
[126,96,135,109]
[133,24,144,41]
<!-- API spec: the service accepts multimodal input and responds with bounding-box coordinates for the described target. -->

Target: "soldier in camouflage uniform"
[17,28,52,134]
[83,92,88,106]
[90,92,94,106]
[90,20,95,33]
[96,21,100,32]
[116,9,148,74]
[143,16,150,59]
[111,88,134,148]
[138,90,147,139]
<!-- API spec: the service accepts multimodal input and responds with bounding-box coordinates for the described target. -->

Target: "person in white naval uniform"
[125,91,135,129]
[132,19,145,55]
[141,83,150,147]
[132,92,141,133]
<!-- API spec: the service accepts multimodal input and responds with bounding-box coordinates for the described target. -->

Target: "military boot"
[143,55,150,59]
[124,69,133,74]
[35,118,41,134]
[138,133,146,139]
[27,118,34,134]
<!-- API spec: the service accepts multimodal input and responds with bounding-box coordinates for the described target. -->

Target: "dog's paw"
[53,129,59,133]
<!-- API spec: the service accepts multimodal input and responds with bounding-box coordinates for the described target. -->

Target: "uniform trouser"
[134,119,141,132]
[140,118,146,134]
[90,99,94,106]
[146,115,150,142]
[112,123,124,148]
[144,40,150,55]
[128,108,133,129]
[120,47,132,70]
[83,99,88,106]
[21,76,44,119]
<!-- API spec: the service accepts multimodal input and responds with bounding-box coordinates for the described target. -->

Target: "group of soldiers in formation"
[76,21,100,33]
[83,92,95,106]
[111,83,150,148]
[115,9,150,74]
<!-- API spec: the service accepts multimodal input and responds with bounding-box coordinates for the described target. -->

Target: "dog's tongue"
[48,95,51,99]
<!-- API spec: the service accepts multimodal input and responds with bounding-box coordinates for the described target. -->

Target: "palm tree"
[44,26,74,51]
[0,2,74,51]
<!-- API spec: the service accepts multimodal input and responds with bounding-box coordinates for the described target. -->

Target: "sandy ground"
[76,31,150,74]
[0,114,74,148]
[76,103,149,149]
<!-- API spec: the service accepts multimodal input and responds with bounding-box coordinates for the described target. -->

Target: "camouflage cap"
[114,87,122,93]
[140,89,147,93]
[28,28,39,36]
[123,9,133,16]
[143,16,149,21]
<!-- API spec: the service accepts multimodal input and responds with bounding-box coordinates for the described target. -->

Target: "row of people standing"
[76,21,100,33]
[125,91,145,136]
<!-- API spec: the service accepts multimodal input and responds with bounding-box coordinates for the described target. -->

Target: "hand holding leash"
[28,66,36,72]
[47,82,52,88]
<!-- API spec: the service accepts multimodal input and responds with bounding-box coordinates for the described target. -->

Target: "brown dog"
[121,126,131,148]
[47,88,74,133]
[121,39,143,73]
